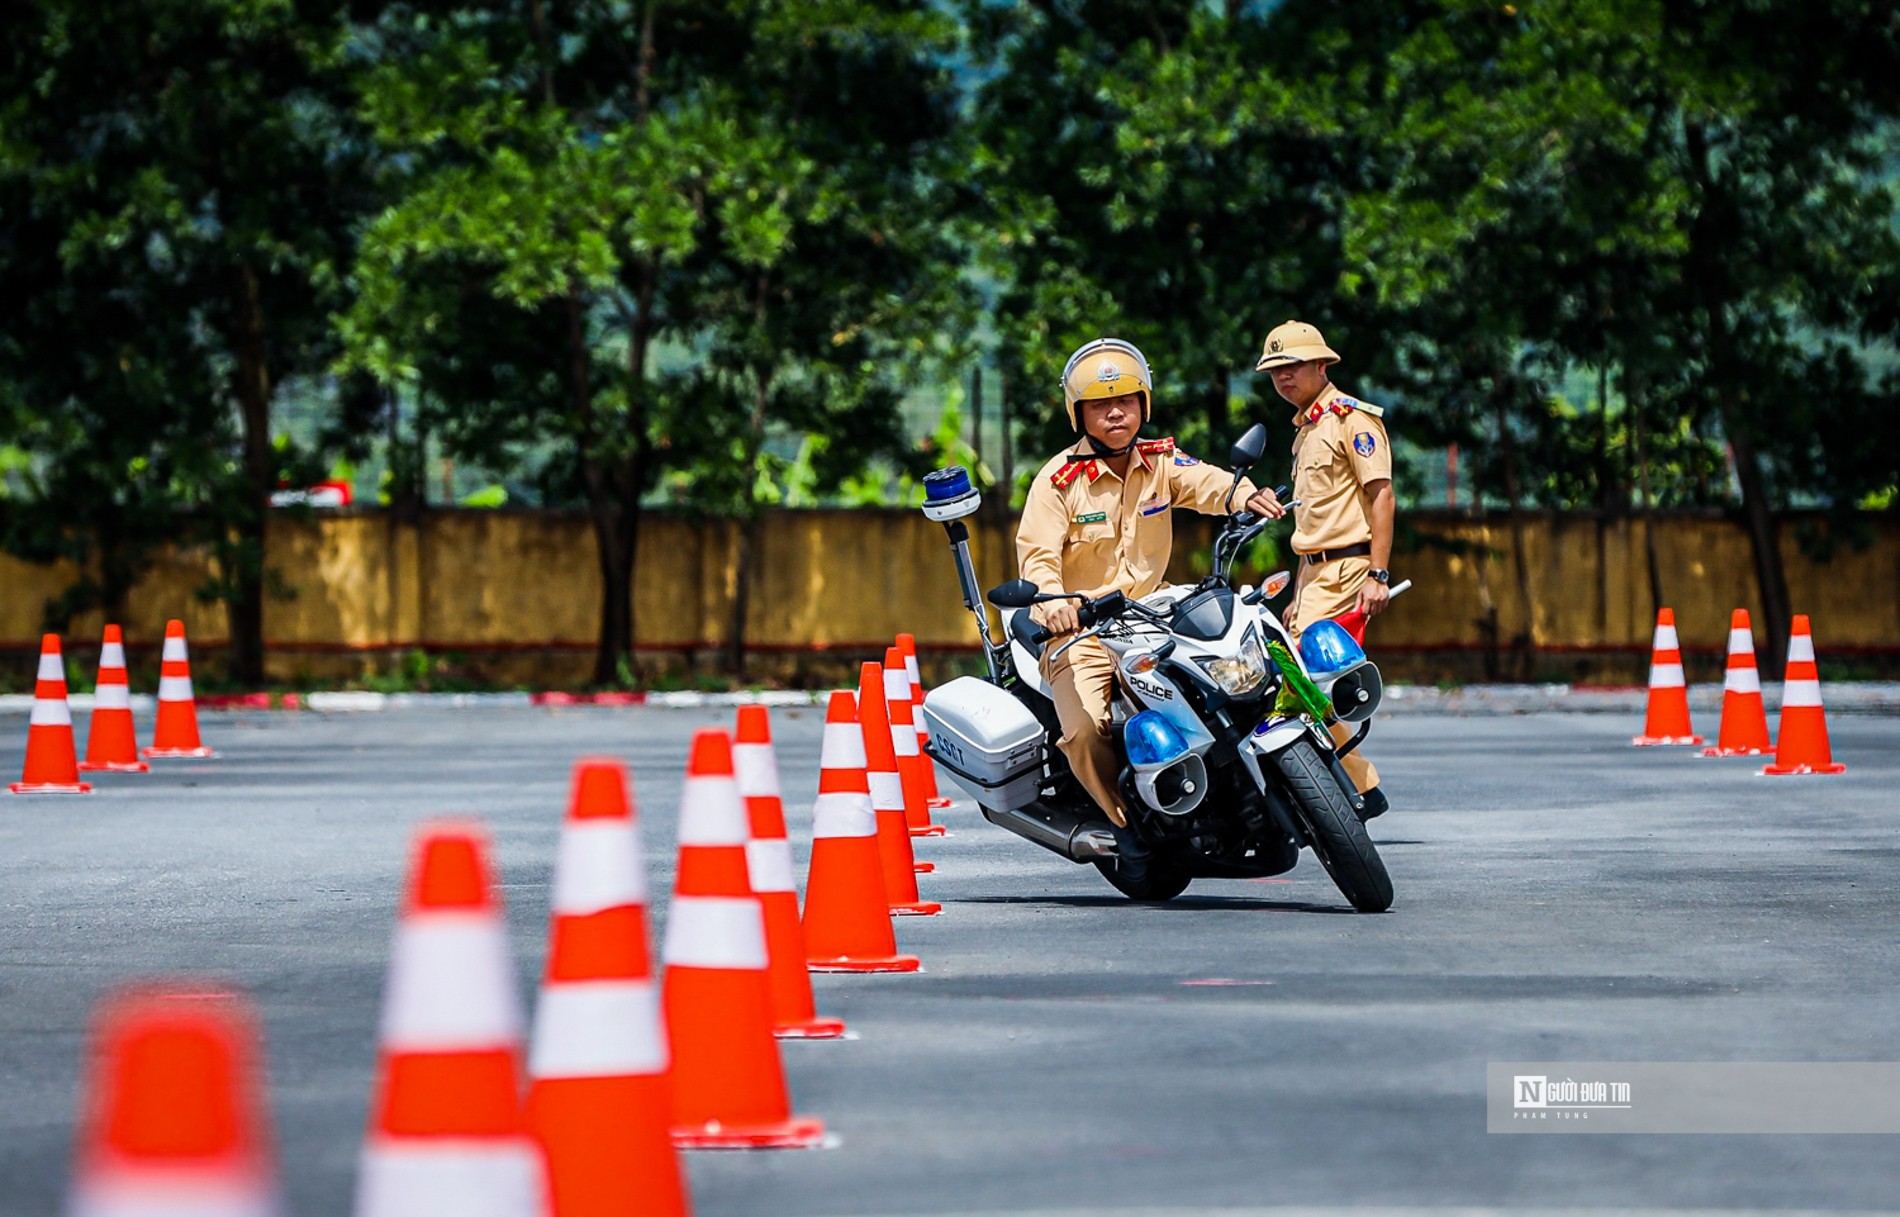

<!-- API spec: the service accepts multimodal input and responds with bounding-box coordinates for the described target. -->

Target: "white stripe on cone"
[867,771,903,811]
[93,684,131,710]
[379,917,522,1050]
[812,791,876,839]
[69,1176,274,1217]
[745,839,797,894]
[678,776,748,846]
[890,723,919,758]
[1789,634,1816,663]
[1654,624,1680,650]
[528,980,666,1078]
[1647,663,1686,690]
[38,652,63,681]
[100,643,127,669]
[31,698,72,727]
[1727,628,1753,656]
[882,668,908,704]
[162,636,188,663]
[820,721,866,769]
[354,1142,545,1217]
[158,675,194,702]
[552,822,646,914]
[661,896,767,970]
[733,743,781,798]
[1783,679,1824,709]
[1725,666,1762,695]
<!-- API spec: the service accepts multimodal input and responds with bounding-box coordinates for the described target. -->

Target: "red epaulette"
[1136,437,1176,456]
[1050,456,1099,489]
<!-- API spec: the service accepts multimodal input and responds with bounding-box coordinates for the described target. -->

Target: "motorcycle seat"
[1006,608,1046,661]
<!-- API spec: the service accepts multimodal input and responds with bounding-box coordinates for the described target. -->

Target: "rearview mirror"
[1229,423,1269,470]
[987,579,1042,609]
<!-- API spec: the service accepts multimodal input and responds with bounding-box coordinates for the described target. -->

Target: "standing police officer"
[1016,338,1281,874]
[1249,320,1392,820]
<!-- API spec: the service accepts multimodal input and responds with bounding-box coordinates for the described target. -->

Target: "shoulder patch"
[1173,452,1199,466]
[1050,456,1098,489]
[1353,431,1376,458]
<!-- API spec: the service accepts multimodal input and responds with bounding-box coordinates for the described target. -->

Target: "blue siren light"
[923,466,973,502]
[1300,619,1366,675]
[1124,711,1190,768]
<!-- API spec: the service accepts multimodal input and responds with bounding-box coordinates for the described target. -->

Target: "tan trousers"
[1040,637,1129,827]
[1290,556,1381,794]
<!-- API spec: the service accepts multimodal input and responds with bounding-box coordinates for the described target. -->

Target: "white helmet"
[1061,338,1153,431]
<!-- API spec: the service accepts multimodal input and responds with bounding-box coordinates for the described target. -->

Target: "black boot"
[1357,786,1389,822]
[1111,823,1152,885]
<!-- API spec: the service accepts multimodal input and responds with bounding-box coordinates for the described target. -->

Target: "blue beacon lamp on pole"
[921,466,1005,681]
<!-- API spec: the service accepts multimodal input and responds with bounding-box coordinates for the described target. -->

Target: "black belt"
[1300,541,1372,566]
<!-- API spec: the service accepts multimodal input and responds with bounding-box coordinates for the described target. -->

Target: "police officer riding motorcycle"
[917,339,1397,910]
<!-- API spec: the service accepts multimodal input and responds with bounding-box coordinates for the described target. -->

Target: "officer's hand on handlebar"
[1242,486,1287,520]
[1032,600,1082,637]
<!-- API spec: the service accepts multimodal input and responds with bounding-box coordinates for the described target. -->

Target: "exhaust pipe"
[980,802,1120,862]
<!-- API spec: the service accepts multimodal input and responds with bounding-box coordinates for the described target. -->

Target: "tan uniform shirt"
[1017,437,1258,604]
[1289,383,1392,554]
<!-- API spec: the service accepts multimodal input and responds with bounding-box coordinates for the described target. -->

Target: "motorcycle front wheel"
[1093,849,1194,901]
[1275,737,1393,912]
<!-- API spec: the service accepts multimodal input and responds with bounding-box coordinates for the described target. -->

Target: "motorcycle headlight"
[1193,625,1269,697]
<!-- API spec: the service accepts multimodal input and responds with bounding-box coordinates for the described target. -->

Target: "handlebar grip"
[1078,590,1128,627]
[1023,619,1053,646]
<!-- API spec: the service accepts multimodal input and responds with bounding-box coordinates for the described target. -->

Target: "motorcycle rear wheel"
[1275,738,1393,912]
[1093,850,1194,901]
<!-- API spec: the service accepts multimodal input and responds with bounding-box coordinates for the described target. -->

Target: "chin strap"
[1082,432,1139,459]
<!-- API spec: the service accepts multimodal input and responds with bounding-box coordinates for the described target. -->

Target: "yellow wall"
[1,508,1893,683]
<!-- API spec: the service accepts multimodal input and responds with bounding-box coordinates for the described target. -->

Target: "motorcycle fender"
[1248,718,1312,758]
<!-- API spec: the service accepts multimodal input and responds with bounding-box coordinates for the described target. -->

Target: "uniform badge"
[1074,511,1107,525]
[1139,496,1168,517]
[1096,361,1122,384]
[1353,432,1376,457]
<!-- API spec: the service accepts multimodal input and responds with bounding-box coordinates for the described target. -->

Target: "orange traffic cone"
[67,986,278,1217]
[859,663,941,916]
[663,730,825,1149]
[1701,609,1773,758]
[143,620,213,759]
[12,634,91,794]
[81,625,150,773]
[803,691,920,974]
[1632,608,1702,747]
[896,633,952,809]
[357,822,549,1217]
[526,760,691,1217]
[1764,615,1846,776]
[734,706,846,1040]
[884,647,946,837]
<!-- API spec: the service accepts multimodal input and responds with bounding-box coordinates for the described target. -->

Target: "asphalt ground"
[2,705,1898,1216]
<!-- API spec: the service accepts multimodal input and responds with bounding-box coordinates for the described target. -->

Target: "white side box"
[920,676,1045,811]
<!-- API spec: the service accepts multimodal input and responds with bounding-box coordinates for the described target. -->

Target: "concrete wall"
[2,507,1894,685]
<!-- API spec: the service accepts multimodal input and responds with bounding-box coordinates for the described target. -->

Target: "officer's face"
[1081,393,1141,448]
[1269,359,1329,407]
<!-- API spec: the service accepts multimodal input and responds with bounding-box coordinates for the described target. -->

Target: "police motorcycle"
[916,424,1397,911]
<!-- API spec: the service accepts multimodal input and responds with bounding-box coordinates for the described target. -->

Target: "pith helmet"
[1061,338,1153,431]
[1255,319,1341,371]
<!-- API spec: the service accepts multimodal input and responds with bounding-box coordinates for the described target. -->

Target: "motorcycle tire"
[1093,850,1194,902]
[1275,738,1393,912]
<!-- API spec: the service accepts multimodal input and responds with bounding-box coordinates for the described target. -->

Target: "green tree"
[344,0,971,683]
[1334,0,1900,667]
[0,0,379,681]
